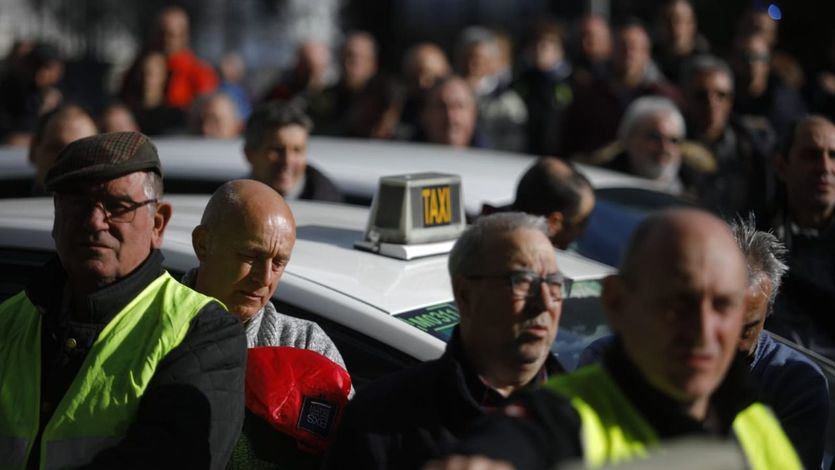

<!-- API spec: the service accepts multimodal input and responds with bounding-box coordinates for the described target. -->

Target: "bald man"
[29,104,97,194]
[441,209,801,469]
[184,179,344,366]
[511,158,595,250]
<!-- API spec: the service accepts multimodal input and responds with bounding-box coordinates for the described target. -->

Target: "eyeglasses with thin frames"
[466,270,572,301]
[57,194,158,223]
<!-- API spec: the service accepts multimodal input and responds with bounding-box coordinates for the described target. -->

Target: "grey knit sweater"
[181,268,346,369]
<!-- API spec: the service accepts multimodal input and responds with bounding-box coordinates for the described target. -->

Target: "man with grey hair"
[682,54,776,216]
[590,95,714,197]
[0,132,246,468]
[729,216,829,470]
[326,212,567,470]
[577,214,828,469]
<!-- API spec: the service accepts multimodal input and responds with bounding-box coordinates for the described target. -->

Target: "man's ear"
[151,202,173,249]
[601,274,626,332]
[192,225,210,261]
[546,211,564,238]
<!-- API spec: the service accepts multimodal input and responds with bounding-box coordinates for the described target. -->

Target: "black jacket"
[324,330,564,470]
[453,340,766,469]
[760,204,835,362]
[25,250,246,470]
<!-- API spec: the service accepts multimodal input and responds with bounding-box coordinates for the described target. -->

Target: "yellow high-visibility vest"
[544,364,802,469]
[0,271,214,470]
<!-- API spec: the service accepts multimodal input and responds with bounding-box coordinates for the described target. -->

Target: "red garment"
[165,50,218,108]
[246,346,352,454]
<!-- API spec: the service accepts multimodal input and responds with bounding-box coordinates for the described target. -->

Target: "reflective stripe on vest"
[0,272,215,470]
[543,364,802,469]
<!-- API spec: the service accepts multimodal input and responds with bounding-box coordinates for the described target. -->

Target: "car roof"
[0,136,671,213]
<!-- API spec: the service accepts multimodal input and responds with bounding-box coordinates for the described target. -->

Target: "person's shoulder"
[755,333,829,405]
[181,300,245,351]
[762,333,826,377]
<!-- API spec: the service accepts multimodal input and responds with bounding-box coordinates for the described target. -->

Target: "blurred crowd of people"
[1,3,832,151]
[2,3,835,217]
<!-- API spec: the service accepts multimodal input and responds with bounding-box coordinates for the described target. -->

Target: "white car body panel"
[0,136,671,215]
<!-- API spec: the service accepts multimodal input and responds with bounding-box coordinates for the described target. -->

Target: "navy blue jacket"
[578,332,829,469]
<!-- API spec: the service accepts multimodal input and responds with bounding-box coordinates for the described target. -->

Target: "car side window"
[0,248,54,302]
[274,301,420,390]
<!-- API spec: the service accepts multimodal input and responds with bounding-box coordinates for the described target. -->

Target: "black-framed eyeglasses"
[466,270,572,301]
[57,194,158,223]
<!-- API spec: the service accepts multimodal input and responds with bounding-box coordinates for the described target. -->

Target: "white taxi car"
[0,194,614,388]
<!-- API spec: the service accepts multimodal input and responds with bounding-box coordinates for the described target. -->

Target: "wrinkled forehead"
[216,209,295,249]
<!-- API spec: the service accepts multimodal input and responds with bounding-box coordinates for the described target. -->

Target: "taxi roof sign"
[355,173,466,259]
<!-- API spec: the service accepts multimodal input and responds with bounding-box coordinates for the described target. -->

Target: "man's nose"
[682,299,714,344]
[523,281,553,314]
[81,202,110,230]
[250,260,274,287]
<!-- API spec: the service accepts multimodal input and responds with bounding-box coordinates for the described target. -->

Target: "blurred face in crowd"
[625,112,684,182]
[406,43,451,92]
[738,277,772,357]
[740,10,778,48]
[219,52,245,83]
[246,124,308,196]
[421,77,476,148]
[100,104,139,133]
[733,34,770,96]
[158,7,190,55]
[579,15,612,62]
[194,180,295,321]
[297,41,331,90]
[778,118,835,226]
[661,0,697,54]
[456,228,563,371]
[604,211,747,415]
[196,95,241,139]
[614,25,651,84]
[462,42,497,86]
[34,60,64,91]
[141,53,168,106]
[343,33,377,92]
[533,33,564,71]
[30,107,97,191]
[686,69,734,142]
[53,171,171,294]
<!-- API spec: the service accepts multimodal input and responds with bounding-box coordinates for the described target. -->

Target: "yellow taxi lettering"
[422,188,432,225]
[422,186,452,226]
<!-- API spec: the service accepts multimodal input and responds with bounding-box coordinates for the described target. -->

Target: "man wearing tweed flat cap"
[0,131,246,469]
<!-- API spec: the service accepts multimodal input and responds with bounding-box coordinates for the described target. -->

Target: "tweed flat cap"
[45,131,162,192]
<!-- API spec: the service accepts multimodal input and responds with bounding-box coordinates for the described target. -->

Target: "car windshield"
[394,277,610,370]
